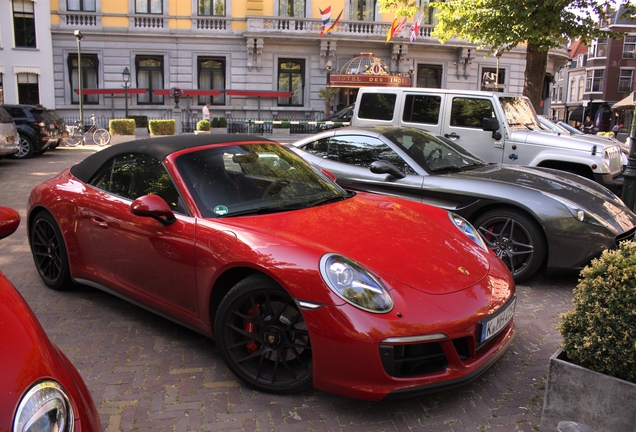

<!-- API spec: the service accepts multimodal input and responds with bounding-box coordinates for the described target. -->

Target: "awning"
[612,93,634,110]
[226,90,292,98]
[76,88,147,95]
[153,89,222,96]
[13,66,40,75]
[569,106,584,122]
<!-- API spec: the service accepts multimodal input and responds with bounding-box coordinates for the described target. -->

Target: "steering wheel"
[263,179,290,198]
[425,148,443,165]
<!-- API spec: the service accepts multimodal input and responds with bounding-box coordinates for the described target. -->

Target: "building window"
[619,69,634,93]
[623,36,636,59]
[17,73,39,105]
[585,69,604,93]
[277,59,304,106]
[198,57,226,105]
[136,0,162,14]
[13,0,36,48]
[589,37,607,58]
[416,65,442,88]
[67,0,96,11]
[569,79,576,102]
[480,67,505,92]
[136,56,164,104]
[68,54,99,105]
[577,77,584,101]
[557,86,563,102]
[279,0,306,17]
[350,0,376,20]
[198,0,225,16]
[0,73,4,104]
[551,88,557,102]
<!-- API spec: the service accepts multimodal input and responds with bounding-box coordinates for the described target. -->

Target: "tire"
[12,134,34,159]
[92,128,111,146]
[30,211,72,290]
[66,130,82,147]
[473,209,546,282]
[214,275,313,394]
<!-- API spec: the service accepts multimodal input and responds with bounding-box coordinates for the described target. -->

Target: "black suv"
[1,104,62,158]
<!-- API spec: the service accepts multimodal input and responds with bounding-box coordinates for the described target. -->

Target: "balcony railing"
[56,12,434,39]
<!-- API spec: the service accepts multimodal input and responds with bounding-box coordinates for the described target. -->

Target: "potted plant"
[540,241,636,431]
[195,120,210,134]
[170,86,183,108]
[210,117,227,134]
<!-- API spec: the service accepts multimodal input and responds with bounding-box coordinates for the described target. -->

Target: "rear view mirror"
[482,117,500,131]
[0,207,20,240]
[370,161,406,179]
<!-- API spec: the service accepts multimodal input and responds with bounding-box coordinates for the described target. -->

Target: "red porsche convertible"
[0,207,101,431]
[27,134,516,401]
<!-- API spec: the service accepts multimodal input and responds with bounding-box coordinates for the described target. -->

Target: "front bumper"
[303,267,516,401]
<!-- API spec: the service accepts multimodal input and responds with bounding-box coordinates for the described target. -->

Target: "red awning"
[153,89,222,96]
[226,90,292,98]
[75,88,147,94]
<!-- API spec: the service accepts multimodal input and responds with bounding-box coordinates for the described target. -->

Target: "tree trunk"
[523,43,549,113]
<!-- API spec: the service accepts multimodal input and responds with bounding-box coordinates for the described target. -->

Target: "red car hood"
[218,192,491,294]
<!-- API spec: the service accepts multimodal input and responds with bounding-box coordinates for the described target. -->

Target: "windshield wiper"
[218,206,287,217]
[304,194,349,208]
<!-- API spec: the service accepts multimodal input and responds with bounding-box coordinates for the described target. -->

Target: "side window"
[450,98,494,128]
[89,153,181,211]
[331,136,415,173]
[299,138,331,159]
[403,94,441,125]
[358,93,396,121]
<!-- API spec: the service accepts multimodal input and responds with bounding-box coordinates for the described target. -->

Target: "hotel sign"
[328,74,411,88]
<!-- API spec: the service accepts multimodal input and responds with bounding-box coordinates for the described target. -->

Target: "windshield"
[176,143,349,217]
[499,96,540,129]
[557,121,583,135]
[382,128,485,173]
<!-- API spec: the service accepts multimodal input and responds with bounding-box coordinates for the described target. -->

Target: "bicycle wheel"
[65,129,82,147]
[92,128,111,146]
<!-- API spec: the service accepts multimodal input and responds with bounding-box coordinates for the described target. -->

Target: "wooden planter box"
[210,128,227,135]
[109,135,136,145]
[194,130,210,135]
[540,348,636,432]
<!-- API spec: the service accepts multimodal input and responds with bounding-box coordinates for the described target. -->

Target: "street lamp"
[74,30,84,129]
[122,67,130,118]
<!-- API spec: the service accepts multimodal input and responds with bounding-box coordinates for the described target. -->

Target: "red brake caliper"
[244,303,261,354]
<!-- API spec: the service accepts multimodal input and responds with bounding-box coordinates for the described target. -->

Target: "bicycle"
[66,114,111,146]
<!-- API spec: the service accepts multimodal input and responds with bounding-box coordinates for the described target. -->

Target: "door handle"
[91,217,108,228]
[444,132,460,140]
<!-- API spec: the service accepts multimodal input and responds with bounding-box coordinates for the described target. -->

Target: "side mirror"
[0,207,20,240]
[370,160,406,179]
[482,117,500,132]
[131,195,176,225]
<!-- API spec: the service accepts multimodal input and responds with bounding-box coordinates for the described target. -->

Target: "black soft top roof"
[70,134,274,182]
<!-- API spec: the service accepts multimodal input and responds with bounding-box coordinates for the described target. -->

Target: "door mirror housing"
[131,195,176,225]
[0,207,20,240]
[482,117,500,132]
[370,160,406,179]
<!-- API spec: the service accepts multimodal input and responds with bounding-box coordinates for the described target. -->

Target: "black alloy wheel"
[474,209,546,282]
[214,275,312,394]
[30,211,72,290]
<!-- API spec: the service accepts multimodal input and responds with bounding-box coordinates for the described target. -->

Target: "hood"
[220,193,492,295]
[457,164,636,225]
[0,275,60,426]
[509,128,619,153]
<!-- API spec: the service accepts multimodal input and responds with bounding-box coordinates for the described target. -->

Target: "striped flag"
[386,18,407,43]
[320,6,331,32]
[410,14,423,42]
[321,9,343,35]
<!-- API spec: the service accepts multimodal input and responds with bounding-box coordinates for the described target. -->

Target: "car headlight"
[541,192,605,227]
[14,381,74,432]
[449,213,489,251]
[320,254,393,313]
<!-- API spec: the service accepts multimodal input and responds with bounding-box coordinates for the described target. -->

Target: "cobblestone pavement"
[0,143,578,431]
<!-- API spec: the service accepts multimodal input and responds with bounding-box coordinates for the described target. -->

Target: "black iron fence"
[61,114,345,135]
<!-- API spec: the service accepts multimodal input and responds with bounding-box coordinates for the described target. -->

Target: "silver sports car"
[289,126,636,281]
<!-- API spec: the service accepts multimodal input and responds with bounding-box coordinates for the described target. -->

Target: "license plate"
[479,297,516,343]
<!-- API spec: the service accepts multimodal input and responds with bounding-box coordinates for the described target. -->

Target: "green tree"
[319,87,339,117]
[379,0,632,110]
